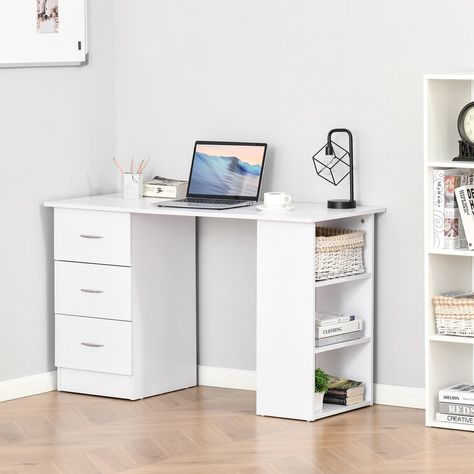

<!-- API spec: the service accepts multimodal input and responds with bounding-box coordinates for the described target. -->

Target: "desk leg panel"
[131,214,197,398]
[256,221,315,421]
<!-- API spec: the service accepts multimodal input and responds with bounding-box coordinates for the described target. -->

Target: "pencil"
[113,157,124,174]
[131,157,134,174]
[137,159,145,174]
[141,159,150,173]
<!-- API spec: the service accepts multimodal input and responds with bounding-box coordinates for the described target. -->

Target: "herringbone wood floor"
[0,387,471,473]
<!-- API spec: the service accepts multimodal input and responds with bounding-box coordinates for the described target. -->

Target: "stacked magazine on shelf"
[315,312,363,347]
[455,184,474,249]
[437,383,474,426]
[433,168,473,250]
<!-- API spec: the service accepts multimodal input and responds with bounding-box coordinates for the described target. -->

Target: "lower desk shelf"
[314,400,371,420]
[314,336,371,354]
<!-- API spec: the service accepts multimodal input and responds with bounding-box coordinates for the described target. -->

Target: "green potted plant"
[314,368,329,411]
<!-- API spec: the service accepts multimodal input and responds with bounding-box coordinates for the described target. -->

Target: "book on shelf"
[315,319,363,339]
[436,413,474,425]
[315,311,356,327]
[433,168,469,249]
[455,185,474,249]
[314,330,364,347]
[439,402,474,416]
[323,394,364,405]
[326,375,364,398]
[439,383,474,405]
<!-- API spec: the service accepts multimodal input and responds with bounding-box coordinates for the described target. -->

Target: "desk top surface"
[45,194,385,223]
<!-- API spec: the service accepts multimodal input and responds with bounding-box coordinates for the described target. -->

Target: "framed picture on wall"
[0,0,87,68]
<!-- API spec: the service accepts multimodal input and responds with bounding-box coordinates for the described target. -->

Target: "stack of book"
[433,168,473,250]
[143,175,188,199]
[324,375,365,406]
[315,312,363,347]
[437,383,474,426]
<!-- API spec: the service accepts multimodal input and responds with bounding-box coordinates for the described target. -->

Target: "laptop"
[158,141,267,210]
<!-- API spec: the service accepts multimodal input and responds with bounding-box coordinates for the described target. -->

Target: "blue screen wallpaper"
[188,145,264,197]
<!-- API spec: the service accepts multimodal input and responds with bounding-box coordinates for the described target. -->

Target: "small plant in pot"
[314,368,329,411]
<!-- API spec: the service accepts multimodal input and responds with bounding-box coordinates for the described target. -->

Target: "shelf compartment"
[314,273,371,288]
[313,400,371,420]
[314,336,371,354]
[430,335,474,345]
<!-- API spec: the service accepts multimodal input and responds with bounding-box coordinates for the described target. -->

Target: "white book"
[315,319,363,339]
[315,312,356,327]
[455,185,474,250]
[436,412,474,425]
[439,383,474,405]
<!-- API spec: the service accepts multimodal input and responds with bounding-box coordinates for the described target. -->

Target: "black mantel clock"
[454,101,474,161]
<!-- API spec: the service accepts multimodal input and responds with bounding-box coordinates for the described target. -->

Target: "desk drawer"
[54,208,130,266]
[55,315,132,375]
[55,261,131,321]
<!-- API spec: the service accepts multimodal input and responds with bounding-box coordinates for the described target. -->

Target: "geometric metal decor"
[311,128,356,209]
[312,140,351,186]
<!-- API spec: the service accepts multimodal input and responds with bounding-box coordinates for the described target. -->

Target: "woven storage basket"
[315,227,365,281]
[433,295,474,337]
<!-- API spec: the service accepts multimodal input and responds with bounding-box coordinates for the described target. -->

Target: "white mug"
[264,192,292,208]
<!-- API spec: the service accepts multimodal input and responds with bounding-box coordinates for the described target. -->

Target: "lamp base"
[327,199,356,209]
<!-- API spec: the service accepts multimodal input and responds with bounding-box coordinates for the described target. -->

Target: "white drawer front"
[54,208,130,266]
[55,315,132,375]
[55,261,131,321]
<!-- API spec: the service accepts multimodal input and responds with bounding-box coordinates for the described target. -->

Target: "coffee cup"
[264,192,292,208]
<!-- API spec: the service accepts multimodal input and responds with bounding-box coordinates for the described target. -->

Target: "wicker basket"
[433,295,474,337]
[315,227,365,281]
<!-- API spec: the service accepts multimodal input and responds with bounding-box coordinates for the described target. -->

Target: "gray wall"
[115,0,474,388]
[0,1,116,382]
[3,1,474,388]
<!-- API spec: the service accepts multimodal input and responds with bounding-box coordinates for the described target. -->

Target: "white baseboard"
[0,371,57,403]
[198,366,425,409]
[198,365,256,391]
[374,383,425,409]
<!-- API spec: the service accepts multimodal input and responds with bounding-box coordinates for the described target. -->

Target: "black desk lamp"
[312,128,356,209]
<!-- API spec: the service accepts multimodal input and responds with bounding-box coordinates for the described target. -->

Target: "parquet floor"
[0,387,472,474]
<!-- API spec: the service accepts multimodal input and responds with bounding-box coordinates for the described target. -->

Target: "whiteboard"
[0,0,87,67]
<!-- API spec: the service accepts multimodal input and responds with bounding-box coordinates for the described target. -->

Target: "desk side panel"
[257,221,316,421]
[131,214,197,398]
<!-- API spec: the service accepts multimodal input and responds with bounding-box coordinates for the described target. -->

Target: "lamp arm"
[327,128,354,203]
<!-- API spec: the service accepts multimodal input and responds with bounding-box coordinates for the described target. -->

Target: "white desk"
[45,194,384,421]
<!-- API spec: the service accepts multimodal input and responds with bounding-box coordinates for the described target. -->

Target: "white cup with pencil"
[113,157,150,199]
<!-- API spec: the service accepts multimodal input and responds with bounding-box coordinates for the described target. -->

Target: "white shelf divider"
[314,273,371,288]
[427,161,474,169]
[430,335,474,345]
[314,336,371,354]
[313,400,371,420]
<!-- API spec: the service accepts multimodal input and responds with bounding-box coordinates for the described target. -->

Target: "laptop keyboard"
[179,197,246,205]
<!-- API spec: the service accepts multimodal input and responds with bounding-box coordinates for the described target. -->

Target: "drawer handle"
[79,234,103,239]
[80,289,104,294]
[81,342,104,348]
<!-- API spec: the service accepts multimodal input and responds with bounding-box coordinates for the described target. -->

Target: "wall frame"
[0,0,87,68]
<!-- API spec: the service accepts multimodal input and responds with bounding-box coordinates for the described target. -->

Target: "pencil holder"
[123,173,144,199]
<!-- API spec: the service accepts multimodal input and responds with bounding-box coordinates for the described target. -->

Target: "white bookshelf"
[424,73,474,431]
[256,213,379,421]
[311,216,375,420]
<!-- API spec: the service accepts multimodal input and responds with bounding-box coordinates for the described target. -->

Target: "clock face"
[458,102,474,145]
[463,106,474,142]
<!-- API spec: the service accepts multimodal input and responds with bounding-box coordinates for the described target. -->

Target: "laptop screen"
[187,142,267,199]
